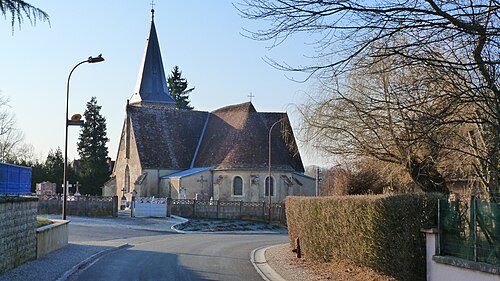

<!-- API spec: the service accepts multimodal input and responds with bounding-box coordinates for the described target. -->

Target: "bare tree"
[239,0,500,195]
[302,51,471,193]
[0,94,25,162]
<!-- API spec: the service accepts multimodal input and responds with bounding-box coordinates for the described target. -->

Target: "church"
[103,10,315,203]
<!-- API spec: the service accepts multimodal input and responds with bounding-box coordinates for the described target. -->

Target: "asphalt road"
[65,217,287,281]
[69,233,286,281]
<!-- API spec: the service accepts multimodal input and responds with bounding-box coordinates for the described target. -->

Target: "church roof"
[129,106,209,169]
[194,102,305,172]
[127,102,305,173]
[160,167,212,179]
[129,12,176,106]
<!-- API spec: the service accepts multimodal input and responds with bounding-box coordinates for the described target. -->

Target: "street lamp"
[268,116,285,222]
[62,54,105,220]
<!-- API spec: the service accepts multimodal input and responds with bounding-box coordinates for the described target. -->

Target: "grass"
[36,217,53,228]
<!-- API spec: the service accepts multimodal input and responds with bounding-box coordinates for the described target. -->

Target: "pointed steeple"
[130,9,176,106]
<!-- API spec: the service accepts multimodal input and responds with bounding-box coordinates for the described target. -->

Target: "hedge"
[286,193,443,281]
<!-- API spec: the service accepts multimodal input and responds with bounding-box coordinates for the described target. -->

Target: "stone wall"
[0,196,38,275]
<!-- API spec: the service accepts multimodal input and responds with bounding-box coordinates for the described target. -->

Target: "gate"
[131,197,167,217]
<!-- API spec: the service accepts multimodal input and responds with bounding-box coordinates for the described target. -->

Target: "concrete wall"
[0,196,37,275]
[424,229,500,281]
[36,220,69,258]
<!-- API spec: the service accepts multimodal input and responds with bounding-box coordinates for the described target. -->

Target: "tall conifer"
[77,97,110,195]
[167,66,194,110]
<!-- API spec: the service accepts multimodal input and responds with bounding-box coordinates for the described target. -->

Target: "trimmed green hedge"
[286,193,443,281]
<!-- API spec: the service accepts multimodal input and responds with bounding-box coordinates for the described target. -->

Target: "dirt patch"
[266,244,397,281]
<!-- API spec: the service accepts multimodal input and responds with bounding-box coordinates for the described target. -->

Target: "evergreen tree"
[77,97,110,195]
[167,66,194,110]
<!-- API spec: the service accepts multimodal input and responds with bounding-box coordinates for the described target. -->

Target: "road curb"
[251,244,287,281]
[56,243,130,281]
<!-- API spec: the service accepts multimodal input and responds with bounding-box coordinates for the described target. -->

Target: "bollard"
[291,237,301,258]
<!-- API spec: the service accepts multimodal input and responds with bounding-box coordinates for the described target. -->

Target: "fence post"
[193,199,196,217]
[280,202,285,224]
[216,200,220,219]
[470,196,477,262]
[262,201,266,221]
[239,200,243,219]
[166,197,171,217]
[112,196,118,217]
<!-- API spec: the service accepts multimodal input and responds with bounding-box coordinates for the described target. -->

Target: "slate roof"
[129,15,176,106]
[160,167,212,179]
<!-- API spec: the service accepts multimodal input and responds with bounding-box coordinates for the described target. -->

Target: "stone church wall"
[212,170,293,203]
[166,170,212,199]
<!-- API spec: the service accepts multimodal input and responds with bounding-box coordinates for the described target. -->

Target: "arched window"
[233,176,243,196]
[124,166,130,193]
[265,176,274,196]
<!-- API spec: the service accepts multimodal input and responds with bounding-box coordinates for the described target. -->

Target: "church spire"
[130,9,176,106]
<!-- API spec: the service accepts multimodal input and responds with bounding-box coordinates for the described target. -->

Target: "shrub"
[286,193,443,281]
[36,217,53,228]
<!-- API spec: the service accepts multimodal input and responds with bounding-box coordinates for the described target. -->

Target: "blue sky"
[0,1,329,167]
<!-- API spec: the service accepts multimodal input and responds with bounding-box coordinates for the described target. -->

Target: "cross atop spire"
[150,0,155,19]
[248,92,255,102]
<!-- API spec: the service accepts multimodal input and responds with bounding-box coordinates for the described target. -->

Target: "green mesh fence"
[439,197,500,265]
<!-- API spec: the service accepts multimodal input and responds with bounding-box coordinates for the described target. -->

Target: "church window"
[233,176,243,196]
[125,166,130,193]
[265,176,274,196]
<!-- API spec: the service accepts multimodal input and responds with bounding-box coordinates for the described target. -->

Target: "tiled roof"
[194,102,305,172]
[129,106,208,169]
[129,102,305,173]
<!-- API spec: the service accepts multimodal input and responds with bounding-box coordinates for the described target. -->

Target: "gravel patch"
[265,244,396,281]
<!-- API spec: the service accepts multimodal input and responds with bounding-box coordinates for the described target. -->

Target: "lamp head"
[88,54,105,63]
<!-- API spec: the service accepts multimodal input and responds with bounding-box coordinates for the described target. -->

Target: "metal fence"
[439,197,500,265]
[168,198,286,224]
[38,194,118,217]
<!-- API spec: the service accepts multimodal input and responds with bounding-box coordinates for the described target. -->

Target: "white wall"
[424,230,500,281]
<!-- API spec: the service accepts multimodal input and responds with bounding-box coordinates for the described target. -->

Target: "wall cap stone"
[433,255,500,275]
[421,227,438,234]
[0,196,38,203]
[36,219,70,233]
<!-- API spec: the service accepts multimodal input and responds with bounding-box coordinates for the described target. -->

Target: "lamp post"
[268,116,285,222]
[62,55,104,220]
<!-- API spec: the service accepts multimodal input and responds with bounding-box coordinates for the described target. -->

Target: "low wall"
[423,228,500,281]
[38,195,118,217]
[36,219,69,258]
[168,199,285,223]
[0,196,38,275]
